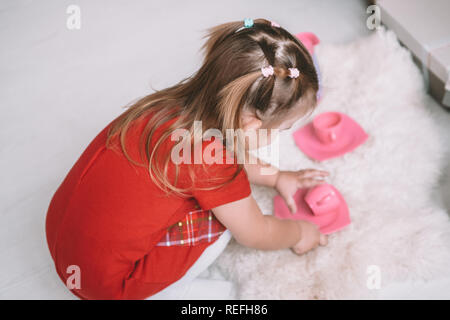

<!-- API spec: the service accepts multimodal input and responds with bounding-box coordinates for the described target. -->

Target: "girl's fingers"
[319,234,328,246]
[297,178,323,188]
[297,170,328,188]
[298,169,329,178]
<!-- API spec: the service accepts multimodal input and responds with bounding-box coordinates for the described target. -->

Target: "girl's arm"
[212,195,327,253]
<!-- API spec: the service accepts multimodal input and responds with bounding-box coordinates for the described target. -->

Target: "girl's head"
[107,18,319,194]
[196,18,319,146]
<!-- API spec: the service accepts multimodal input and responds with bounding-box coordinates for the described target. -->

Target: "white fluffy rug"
[207,28,450,299]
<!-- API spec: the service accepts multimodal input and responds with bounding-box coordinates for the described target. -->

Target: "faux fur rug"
[207,29,450,299]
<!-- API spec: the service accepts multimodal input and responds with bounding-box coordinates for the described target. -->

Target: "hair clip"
[271,21,280,28]
[288,67,300,79]
[244,18,254,28]
[235,18,254,33]
[261,65,274,77]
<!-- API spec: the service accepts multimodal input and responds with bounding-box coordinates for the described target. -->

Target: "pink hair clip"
[271,21,280,28]
[261,65,274,77]
[288,67,300,79]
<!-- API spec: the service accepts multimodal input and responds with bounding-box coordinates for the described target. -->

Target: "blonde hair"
[106,18,319,197]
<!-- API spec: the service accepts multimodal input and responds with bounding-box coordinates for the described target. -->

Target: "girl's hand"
[291,220,328,255]
[275,169,329,214]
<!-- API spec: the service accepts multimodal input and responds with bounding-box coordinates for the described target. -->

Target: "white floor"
[0,0,449,299]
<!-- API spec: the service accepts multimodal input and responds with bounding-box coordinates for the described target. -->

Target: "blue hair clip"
[244,18,254,28]
[235,18,254,33]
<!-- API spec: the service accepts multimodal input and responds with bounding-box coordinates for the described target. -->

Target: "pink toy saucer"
[273,183,350,234]
[293,111,368,161]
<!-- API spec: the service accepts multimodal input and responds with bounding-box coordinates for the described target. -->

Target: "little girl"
[45,18,328,300]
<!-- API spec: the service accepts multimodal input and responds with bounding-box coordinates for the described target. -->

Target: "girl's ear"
[240,109,262,131]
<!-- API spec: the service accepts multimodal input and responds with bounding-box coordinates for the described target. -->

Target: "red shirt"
[45,112,251,300]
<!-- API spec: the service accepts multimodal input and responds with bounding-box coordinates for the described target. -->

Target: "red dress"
[45,112,251,300]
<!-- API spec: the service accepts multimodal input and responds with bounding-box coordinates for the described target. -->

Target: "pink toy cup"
[312,112,343,144]
[304,183,340,216]
[295,32,320,54]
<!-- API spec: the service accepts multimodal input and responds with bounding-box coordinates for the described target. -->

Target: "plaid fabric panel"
[155,208,226,247]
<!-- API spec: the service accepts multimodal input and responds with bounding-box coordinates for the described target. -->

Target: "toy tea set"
[273,33,369,235]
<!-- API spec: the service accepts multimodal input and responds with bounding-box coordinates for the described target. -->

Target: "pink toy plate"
[274,183,351,234]
[293,111,368,161]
